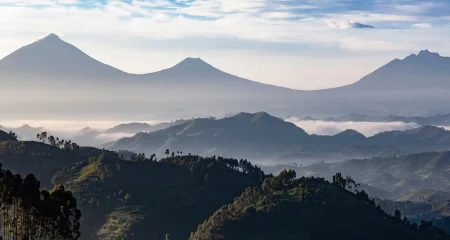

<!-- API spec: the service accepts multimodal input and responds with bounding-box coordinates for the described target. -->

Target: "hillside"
[0,140,109,187]
[0,130,17,141]
[105,112,450,162]
[190,171,448,240]
[262,151,450,197]
[54,153,266,240]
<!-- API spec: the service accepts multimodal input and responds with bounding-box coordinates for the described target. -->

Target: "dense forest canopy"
[53,152,267,239]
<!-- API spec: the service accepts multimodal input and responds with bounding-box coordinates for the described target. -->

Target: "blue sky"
[0,0,449,89]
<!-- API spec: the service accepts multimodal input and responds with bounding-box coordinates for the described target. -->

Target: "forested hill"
[53,153,267,240]
[0,130,17,141]
[190,171,450,240]
[105,112,450,162]
[0,137,112,188]
[262,151,450,199]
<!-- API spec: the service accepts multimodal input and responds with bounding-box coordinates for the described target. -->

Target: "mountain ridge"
[104,112,450,162]
[2,33,447,91]
[2,34,450,117]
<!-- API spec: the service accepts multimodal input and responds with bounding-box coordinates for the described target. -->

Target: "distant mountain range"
[102,120,188,134]
[2,34,450,118]
[0,124,44,141]
[0,120,189,147]
[104,112,450,162]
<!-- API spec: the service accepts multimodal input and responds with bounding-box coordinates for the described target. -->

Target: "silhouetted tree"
[8,131,17,140]
[36,132,48,143]
[165,149,170,157]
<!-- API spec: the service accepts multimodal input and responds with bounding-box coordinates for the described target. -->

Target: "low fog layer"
[286,118,421,136]
[0,119,161,132]
[0,120,161,146]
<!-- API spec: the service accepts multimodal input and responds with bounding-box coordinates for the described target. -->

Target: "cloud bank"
[286,119,420,137]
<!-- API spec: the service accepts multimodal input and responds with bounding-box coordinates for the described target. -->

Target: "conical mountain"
[0,33,127,81]
[348,50,450,90]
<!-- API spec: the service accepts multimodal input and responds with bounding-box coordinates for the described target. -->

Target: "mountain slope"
[0,34,127,82]
[55,153,266,240]
[0,130,16,141]
[262,151,450,197]
[190,172,448,240]
[351,50,450,90]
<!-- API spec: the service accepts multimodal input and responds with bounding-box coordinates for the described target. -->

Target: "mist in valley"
[286,118,421,136]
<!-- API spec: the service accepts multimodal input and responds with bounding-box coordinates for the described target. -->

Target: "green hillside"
[55,153,266,240]
[0,139,111,188]
[190,171,449,240]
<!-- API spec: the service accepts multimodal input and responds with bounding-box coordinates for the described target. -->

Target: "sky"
[0,0,449,90]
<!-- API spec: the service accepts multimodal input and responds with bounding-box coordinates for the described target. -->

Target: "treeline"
[0,163,81,240]
[36,132,80,152]
[191,170,449,240]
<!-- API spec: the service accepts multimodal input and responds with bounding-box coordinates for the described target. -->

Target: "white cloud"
[412,23,432,28]
[325,20,374,29]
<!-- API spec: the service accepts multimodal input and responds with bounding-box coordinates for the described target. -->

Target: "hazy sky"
[0,0,449,90]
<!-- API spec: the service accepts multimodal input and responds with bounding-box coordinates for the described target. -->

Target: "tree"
[332,173,346,189]
[8,131,17,140]
[48,135,57,147]
[36,131,48,143]
[165,149,170,157]
[0,166,81,240]
[394,209,402,220]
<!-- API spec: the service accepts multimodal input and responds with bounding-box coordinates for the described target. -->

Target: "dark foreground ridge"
[191,171,449,240]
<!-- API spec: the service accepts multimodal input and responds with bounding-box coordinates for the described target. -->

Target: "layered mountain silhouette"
[104,112,450,162]
[2,34,450,117]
